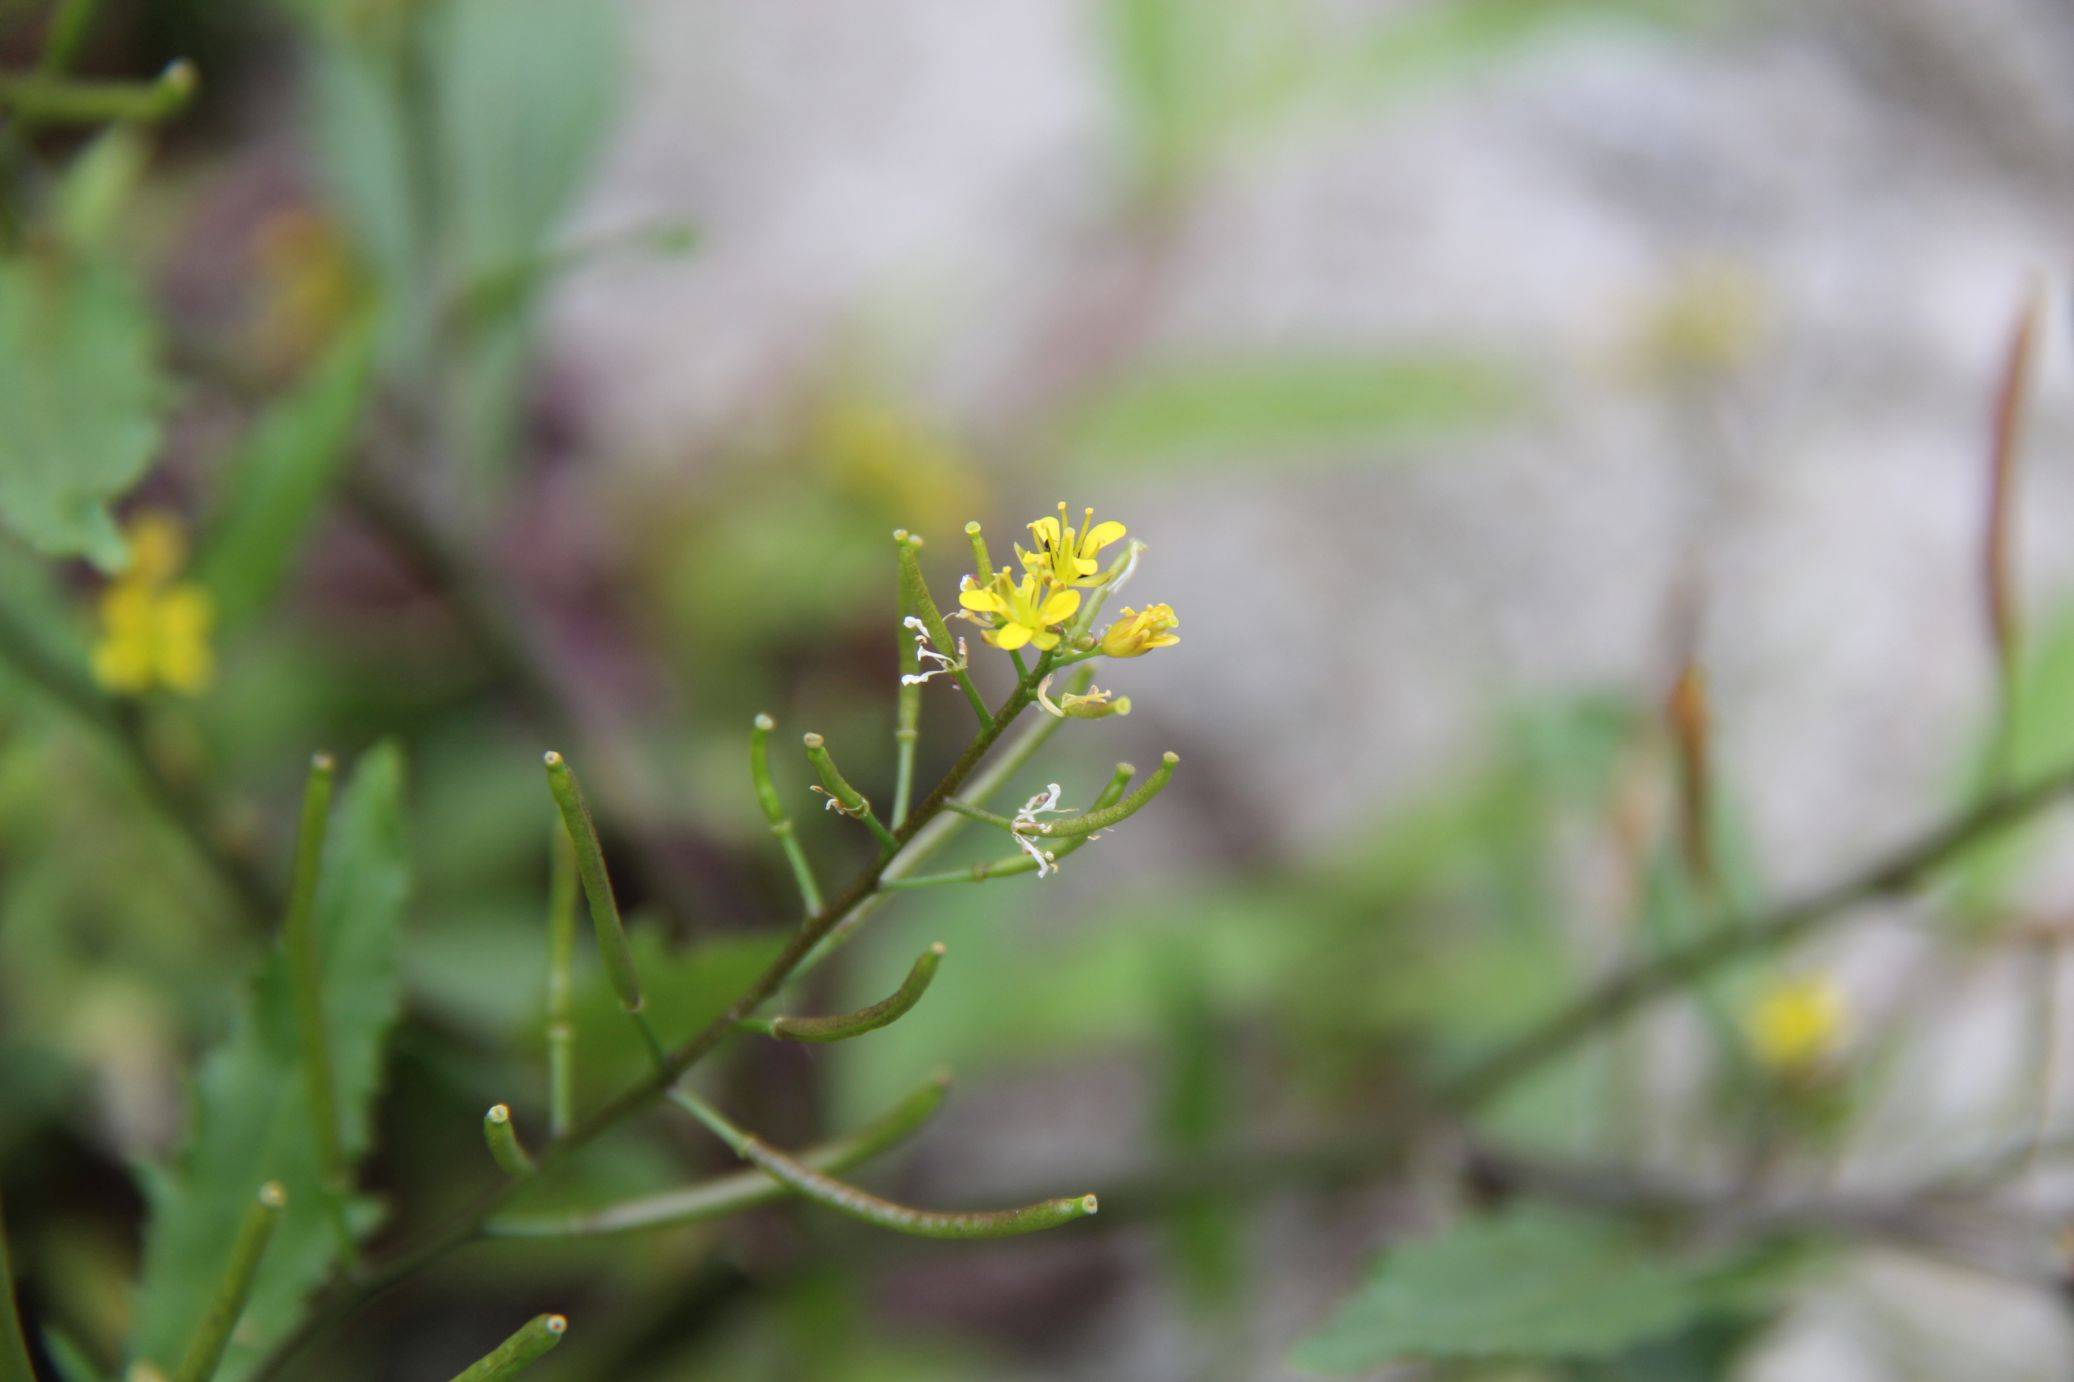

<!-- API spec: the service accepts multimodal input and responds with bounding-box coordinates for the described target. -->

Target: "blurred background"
[6,0,2074,1377]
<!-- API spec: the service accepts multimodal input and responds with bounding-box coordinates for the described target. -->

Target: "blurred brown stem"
[1445,756,2074,1111]
[0,601,277,926]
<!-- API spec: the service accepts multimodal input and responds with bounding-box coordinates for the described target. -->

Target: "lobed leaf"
[129,744,410,1379]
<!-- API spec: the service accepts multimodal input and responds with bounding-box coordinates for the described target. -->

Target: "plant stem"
[941,798,1019,831]
[282,754,354,1265]
[0,1187,34,1382]
[666,1089,1097,1240]
[1444,758,2074,1110]
[0,602,276,927]
[0,59,195,124]
[485,1071,952,1238]
[249,669,1048,1379]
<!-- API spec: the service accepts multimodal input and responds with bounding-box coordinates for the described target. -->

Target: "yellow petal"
[1028,517,1062,548]
[1037,588,1080,624]
[92,640,153,693]
[1083,520,1125,550]
[992,621,1034,651]
[958,588,1003,614]
[1030,629,1061,651]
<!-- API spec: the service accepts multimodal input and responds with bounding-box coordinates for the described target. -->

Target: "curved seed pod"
[449,1314,567,1381]
[896,530,991,727]
[750,715,822,913]
[171,1182,285,1382]
[1038,752,1177,841]
[741,944,945,1043]
[482,1105,534,1177]
[542,751,643,1013]
[670,1090,1097,1241]
[803,733,900,854]
[485,1071,952,1239]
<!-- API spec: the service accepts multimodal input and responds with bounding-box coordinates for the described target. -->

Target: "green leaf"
[1059,354,1524,470]
[197,322,375,628]
[0,256,165,569]
[1290,1207,1748,1371]
[130,744,410,1379]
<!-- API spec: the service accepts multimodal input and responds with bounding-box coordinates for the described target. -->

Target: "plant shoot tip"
[258,1181,287,1208]
[1080,1194,1099,1214]
[542,750,564,767]
[753,713,775,730]
[963,520,982,534]
[1161,750,1179,765]
[546,1315,568,1334]
[802,732,825,748]
[487,1104,510,1123]
[928,941,947,956]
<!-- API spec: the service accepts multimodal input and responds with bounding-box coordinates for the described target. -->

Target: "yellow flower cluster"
[91,513,215,696]
[1744,976,1845,1074]
[954,502,1179,661]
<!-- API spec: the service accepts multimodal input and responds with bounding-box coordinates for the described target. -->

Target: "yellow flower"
[1019,502,1127,588]
[1744,977,1845,1073]
[958,567,1080,652]
[1098,603,1180,658]
[1035,674,1130,719]
[92,513,215,696]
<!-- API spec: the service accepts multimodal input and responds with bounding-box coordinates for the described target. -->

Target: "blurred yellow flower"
[1019,502,1126,588]
[1099,603,1180,659]
[958,568,1079,652]
[92,513,215,697]
[1745,976,1845,1073]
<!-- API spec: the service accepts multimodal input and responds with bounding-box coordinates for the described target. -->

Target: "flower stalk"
[485,1071,952,1238]
[897,531,992,727]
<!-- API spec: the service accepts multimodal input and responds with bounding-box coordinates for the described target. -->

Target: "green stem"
[542,752,644,1014]
[0,1187,33,1382]
[796,666,1084,973]
[0,58,195,124]
[897,531,991,728]
[963,520,992,580]
[545,823,577,1137]
[485,1072,951,1238]
[883,762,1139,889]
[738,944,945,1043]
[894,570,921,829]
[941,798,1020,831]
[667,1089,1098,1240]
[171,1183,285,1382]
[750,715,823,914]
[37,0,102,73]
[249,670,1050,1380]
[282,753,353,1263]
[482,1105,535,1178]
[802,733,900,856]
[449,1314,567,1381]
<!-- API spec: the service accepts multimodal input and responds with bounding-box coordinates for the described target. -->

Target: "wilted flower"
[1099,603,1179,659]
[1035,674,1130,719]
